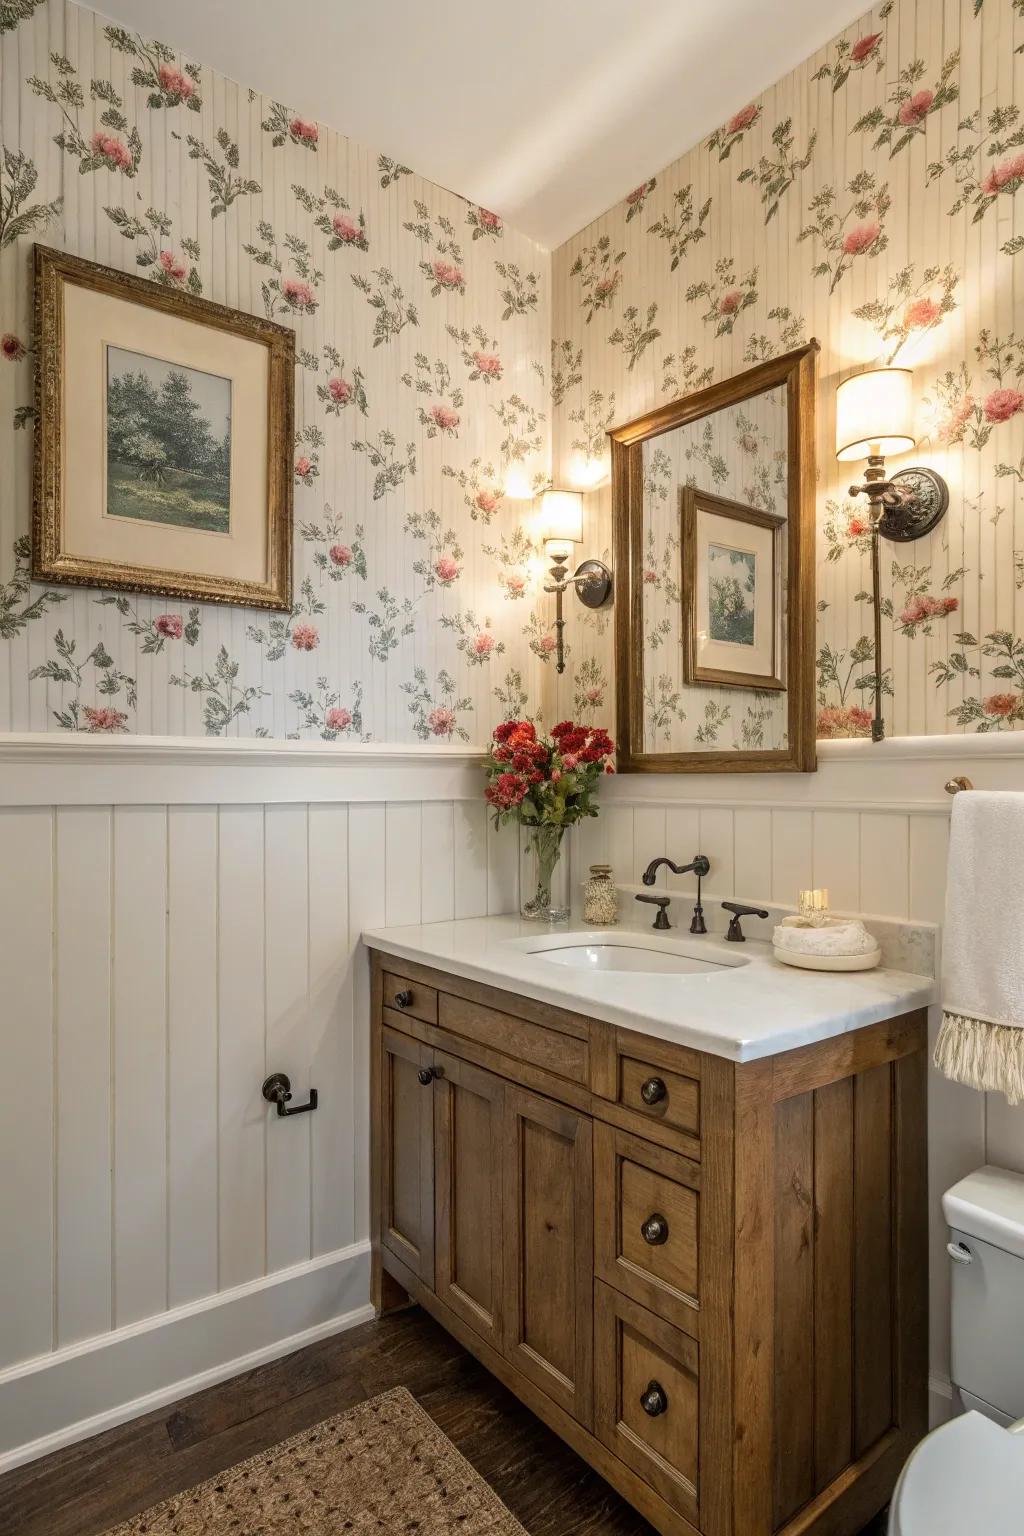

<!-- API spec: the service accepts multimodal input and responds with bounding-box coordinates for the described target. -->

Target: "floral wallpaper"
[0,0,552,739]
[552,0,1024,741]
[641,388,789,751]
[5,0,1023,746]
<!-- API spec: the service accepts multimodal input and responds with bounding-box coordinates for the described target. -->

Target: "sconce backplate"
[877,466,949,543]
[575,558,614,610]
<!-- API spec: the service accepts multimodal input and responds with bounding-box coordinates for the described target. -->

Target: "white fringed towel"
[935,789,1024,1105]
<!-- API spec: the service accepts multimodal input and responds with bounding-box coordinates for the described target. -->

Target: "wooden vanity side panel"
[698,1053,738,1536]
[731,1056,775,1536]
[766,1011,928,1535]
[772,1092,815,1522]
[852,1061,894,1457]
[813,1078,855,1490]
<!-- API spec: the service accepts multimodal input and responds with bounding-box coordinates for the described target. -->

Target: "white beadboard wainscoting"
[2,731,1024,1464]
[0,737,517,1471]
[571,733,1024,1423]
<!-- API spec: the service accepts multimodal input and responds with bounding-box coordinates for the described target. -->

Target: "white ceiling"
[95,0,871,250]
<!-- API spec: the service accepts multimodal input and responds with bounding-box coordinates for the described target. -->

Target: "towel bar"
[944,776,974,795]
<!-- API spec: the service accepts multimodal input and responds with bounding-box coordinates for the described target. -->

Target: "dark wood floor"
[0,1305,890,1536]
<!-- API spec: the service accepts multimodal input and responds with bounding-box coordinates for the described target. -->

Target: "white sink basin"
[517,935,744,976]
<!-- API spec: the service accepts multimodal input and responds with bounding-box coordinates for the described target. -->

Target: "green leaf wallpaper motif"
[0,0,551,740]
[551,0,1024,742]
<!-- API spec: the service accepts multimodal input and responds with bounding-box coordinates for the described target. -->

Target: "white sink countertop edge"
[362,914,937,1062]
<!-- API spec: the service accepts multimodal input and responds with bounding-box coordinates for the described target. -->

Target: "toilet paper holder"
[262,1072,318,1117]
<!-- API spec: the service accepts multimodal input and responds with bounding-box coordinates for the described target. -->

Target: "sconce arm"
[847,480,902,510]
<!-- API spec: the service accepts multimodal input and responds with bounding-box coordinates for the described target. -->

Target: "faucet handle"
[722,901,770,942]
[635,892,672,931]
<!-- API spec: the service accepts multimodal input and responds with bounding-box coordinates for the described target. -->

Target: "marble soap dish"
[772,915,882,974]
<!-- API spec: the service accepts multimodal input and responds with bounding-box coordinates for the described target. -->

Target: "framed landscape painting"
[33,246,294,610]
[680,486,785,690]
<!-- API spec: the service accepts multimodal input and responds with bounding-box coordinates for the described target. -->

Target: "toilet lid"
[891,1412,1024,1536]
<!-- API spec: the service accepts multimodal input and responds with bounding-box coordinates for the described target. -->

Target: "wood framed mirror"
[611,342,819,774]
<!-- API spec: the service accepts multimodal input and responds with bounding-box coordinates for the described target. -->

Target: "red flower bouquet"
[484,719,614,919]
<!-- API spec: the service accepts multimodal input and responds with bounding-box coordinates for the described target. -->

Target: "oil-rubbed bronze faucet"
[635,892,672,930]
[640,854,710,934]
[721,901,770,942]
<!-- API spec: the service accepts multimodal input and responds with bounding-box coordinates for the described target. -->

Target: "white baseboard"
[0,1240,372,1473]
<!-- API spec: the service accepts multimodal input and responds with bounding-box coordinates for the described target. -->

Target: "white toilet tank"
[943,1165,1024,1426]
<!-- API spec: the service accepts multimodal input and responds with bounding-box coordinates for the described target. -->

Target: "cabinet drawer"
[439,992,588,1085]
[595,1124,699,1333]
[619,1053,699,1140]
[382,971,438,1025]
[594,1281,699,1524]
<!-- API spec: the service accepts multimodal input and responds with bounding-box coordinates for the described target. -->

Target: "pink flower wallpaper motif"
[4,0,1024,745]
[552,0,1024,743]
[0,0,552,741]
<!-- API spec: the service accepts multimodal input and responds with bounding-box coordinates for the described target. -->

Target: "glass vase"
[520,823,570,923]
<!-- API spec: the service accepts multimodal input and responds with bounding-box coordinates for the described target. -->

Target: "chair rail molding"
[0,732,488,806]
[599,733,1024,813]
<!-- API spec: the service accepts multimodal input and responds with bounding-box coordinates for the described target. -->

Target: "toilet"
[888,1165,1024,1533]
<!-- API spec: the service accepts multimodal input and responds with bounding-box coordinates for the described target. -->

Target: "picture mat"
[62,280,269,583]
[694,507,777,677]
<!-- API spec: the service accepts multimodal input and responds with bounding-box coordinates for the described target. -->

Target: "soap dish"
[773,945,882,973]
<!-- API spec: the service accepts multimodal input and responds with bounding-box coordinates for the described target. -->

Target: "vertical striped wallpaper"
[0,0,552,742]
[552,0,1024,743]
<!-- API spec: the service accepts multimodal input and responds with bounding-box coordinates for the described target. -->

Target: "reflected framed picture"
[680,486,784,690]
[33,245,294,610]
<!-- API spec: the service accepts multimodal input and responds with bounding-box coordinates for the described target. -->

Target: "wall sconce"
[541,488,613,675]
[835,367,949,742]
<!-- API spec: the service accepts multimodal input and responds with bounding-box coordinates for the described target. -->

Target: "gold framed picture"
[33,245,294,610]
[680,486,785,691]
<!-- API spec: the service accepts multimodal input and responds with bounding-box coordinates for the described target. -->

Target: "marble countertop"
[362,914,936,1063]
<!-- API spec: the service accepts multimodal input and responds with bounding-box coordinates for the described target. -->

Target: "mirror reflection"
[641,385,788,753]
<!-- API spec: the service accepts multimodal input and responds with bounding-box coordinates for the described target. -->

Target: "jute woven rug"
[104,1386,529,1534]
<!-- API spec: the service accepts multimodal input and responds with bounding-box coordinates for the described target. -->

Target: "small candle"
[798,889,830,925]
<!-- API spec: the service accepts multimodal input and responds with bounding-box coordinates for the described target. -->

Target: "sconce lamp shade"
[541,488,583,548]
[835,368,915,462]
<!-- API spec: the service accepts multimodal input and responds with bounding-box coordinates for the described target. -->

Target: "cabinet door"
[380,1026,434,1285]
[434,1053,504,1351]
[502,1085,594,1427]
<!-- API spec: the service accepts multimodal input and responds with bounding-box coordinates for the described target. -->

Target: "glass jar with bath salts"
[583,864,618,926]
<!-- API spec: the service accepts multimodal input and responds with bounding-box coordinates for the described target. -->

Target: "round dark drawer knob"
[395,989,414,1009]
[641,1213,669,1246]
[640,1381,668,1417]
[640,1076,667,1106]
[417,1066,437,1086]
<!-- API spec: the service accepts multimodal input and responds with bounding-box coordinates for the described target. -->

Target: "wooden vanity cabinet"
[369,950,928,1536]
